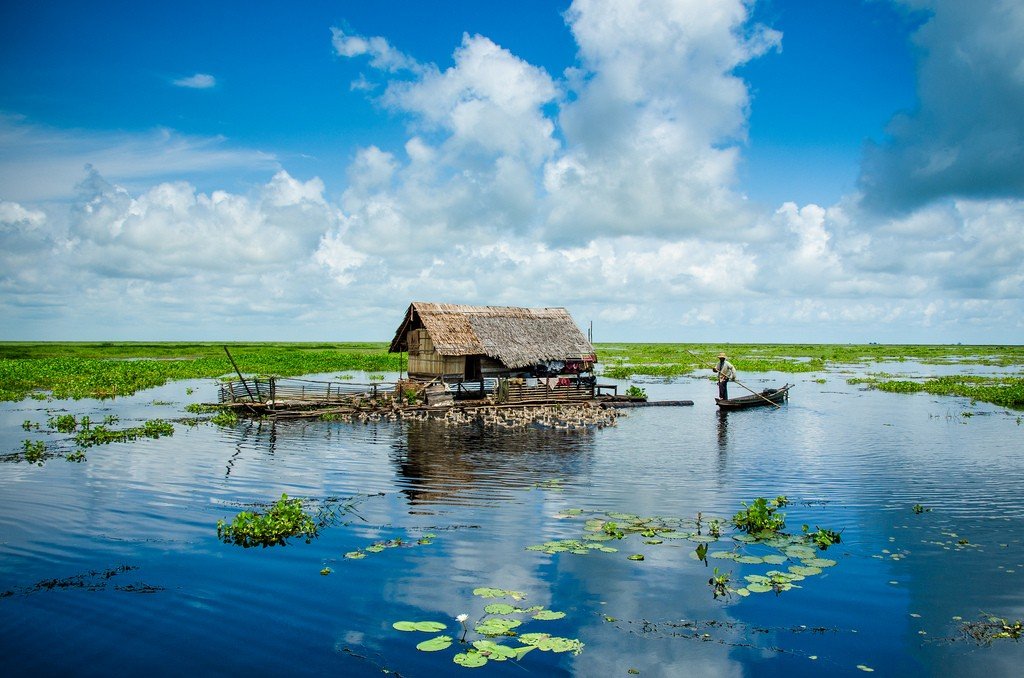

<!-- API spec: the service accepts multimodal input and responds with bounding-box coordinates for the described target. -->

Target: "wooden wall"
[408,328,465,379]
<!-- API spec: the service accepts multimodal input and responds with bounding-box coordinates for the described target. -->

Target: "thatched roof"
[389,302,596,369]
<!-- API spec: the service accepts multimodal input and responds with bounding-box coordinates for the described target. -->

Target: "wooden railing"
[218,377,394,404]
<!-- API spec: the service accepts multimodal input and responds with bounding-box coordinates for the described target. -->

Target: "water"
[1,368,1023,676]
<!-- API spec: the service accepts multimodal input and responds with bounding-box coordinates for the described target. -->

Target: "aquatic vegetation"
[1,565,140,598]
[849,375,1024,410]
[392,587,582,669]
[210,410,239,427]
[74,419,174,447]
[65,451,86,463]
[48,413,80,433]
[216,493,319,547]
[960,615,1023,644]
[184,403,220,414]
[0,342,401,401]
[732,496,788,534]
[912,504,932,514]
[625,385,647,399]
[802,525,842,550]
[21,440,46,466]
[343,533,437,560]
[709,568,731,599]
[534,502,842,600]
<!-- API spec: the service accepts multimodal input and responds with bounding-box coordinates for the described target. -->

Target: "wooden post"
[223,346,257,402]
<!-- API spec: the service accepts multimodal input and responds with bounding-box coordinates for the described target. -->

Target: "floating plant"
[960,614,1023,644]
[342,533,437,560]
[216,493,319,547]
[530,499,844,600]
[391,587,583,669]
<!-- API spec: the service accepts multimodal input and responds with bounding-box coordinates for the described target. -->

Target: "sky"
[1,0,1022,344]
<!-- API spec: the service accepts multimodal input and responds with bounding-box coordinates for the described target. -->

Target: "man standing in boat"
[712,352,736,400]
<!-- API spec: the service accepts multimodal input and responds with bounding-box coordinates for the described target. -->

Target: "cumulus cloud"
[546,0,781,241]
[333,0,778,254]
[859,0,1024,211]
[173,73,216,89]
[3,1,1022,343]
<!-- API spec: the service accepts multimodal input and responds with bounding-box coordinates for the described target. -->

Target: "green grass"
[2,341,1022,409]
[0,342,400,402]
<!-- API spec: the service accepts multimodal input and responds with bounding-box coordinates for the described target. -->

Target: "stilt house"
[389,302,596,382]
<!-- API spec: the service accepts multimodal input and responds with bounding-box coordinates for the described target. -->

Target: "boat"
[715,384,791,409]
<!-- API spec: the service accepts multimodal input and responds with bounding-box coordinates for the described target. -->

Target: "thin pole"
[684,347,782,409]
[223,346,257,402]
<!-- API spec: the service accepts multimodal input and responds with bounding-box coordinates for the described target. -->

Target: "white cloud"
[2,1,1023,343]
[330,27,422,74]
[859,0,1024,211]
[0,115,278,202]
[173,73,216,89]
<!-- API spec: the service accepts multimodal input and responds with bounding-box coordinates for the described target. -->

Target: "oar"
[683,348,782,409]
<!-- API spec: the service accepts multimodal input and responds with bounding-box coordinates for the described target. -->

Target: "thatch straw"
[389,302,595,369]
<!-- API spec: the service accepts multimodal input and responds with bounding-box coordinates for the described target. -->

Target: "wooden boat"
[716,384,791,409]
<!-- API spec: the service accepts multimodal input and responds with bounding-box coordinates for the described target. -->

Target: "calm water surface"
[1,367,1023,677]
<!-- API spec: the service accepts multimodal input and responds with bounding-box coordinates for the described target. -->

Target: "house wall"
[407,328,465,379]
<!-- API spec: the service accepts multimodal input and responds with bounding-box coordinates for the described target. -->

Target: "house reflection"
[391,419,596,509]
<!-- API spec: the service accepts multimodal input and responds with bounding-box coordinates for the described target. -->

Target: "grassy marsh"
[1,341,1021,409]
[0,342,399,402]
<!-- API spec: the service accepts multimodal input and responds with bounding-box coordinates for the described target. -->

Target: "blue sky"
[1,0,1021,343]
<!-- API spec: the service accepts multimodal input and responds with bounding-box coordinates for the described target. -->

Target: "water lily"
[456,613,469,641]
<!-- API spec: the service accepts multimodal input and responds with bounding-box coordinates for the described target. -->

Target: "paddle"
[683,348,782,409]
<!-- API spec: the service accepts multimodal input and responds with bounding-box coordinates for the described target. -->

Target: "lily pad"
[733,587,750,597]
[416,635,453,652]
[627,554,645,561]
[415,621,447,632]
[585,533,617,542]
[709,551,738,560]
[393,620,447,632]
[789,565,822,576]
[532,610,566,621]
[518,633,584,654]
[735,555,765,564]
[802,557,837,568]
[453,651,488,668]
[344,551,365,559]
[762,554,788,565]
[472,640,517,660]
[484,603,517,615]
[747,583,773,593]
[688,534,718,543]
[659,531,691,539]
[473,587,525,600]
[475,617,521,636]
[785,545,818,559]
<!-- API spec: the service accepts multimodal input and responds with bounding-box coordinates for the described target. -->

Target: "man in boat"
[712,352,736,400]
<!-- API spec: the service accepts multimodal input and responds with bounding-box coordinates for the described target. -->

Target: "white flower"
[456,613,469,623]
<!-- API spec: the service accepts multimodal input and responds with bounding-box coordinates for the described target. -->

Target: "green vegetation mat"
[0,341,1021,408]
[0,342,399,401]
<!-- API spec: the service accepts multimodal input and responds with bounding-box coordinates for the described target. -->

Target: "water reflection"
[3,368,1024,676]
[391,420,596,509]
